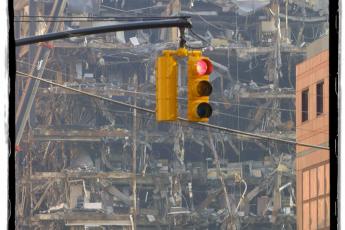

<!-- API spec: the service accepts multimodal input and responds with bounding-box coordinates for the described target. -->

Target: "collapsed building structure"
[14,0,329,229]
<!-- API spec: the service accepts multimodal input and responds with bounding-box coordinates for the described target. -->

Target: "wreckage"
[14,0,328,229]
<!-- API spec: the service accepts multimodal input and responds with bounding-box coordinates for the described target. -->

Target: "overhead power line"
[15,59,329,133]
[100,4,164,16]
[16,60,298,113]
[16,71,329,151]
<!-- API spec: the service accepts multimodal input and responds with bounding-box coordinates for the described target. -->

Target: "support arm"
[16,18,192,46]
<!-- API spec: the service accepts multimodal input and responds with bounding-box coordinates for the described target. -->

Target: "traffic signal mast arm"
[15,14,213,123]
[15,17,191,46]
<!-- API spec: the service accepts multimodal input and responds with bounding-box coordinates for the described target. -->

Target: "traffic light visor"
[196,59,213,75]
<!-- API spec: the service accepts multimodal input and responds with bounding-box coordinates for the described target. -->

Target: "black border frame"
[8,0,16,228]
[329,0,339,228]
[7,0,339,229]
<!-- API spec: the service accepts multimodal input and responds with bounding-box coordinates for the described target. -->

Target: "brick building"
[295,35,329,230]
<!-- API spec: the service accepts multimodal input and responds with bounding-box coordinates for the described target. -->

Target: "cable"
[197,15,225,31]
[16,71,329,150]
[16,60,298,113]
[100,4,162,17]
[15,60,329,133]
[61,98,330,137]
[102,4,167,13]
[14,60,294,112]
[185,28,210,49]
[188,28,209,45]
[16,61,330,134]
[36,99,270,141]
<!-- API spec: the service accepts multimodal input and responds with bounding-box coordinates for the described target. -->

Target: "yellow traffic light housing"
[155,48,213,122]
[156,52,178,121]
[187,52,213,122]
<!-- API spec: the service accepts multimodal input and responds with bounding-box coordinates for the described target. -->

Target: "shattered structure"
[14,0,328,229]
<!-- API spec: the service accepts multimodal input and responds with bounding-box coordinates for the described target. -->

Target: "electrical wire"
[197,15,225,31]
[196,14,257,33]
[15,60,329,133]
[17,58,329,134]
[102,4,167,13]
[15,60,299,112]
[100,4,164,17]
[43,90,329,136]
[15,59,330,134]
[35,95,282,140]
[185,28,211,49]
[16,70,329,150]
[41,101,224,138]
[76,97,328,136]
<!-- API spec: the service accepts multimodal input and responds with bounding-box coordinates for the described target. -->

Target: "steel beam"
[32,128,130,141]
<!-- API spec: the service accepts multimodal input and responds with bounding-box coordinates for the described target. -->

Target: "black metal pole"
[15,18,192,46]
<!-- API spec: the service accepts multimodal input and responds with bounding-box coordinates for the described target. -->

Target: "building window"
[302,89,309,122]
[317,81,324,116]
[302,163,330,229]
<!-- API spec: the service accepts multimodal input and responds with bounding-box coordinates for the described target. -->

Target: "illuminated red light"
[196,59,213,75]
[196,60,208,75]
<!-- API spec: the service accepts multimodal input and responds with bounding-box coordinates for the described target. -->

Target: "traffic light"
[155,49,213,122]
[187,52,213,122]
[156,51,178,121]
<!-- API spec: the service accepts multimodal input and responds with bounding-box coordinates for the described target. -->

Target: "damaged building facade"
[14,0,329,229]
